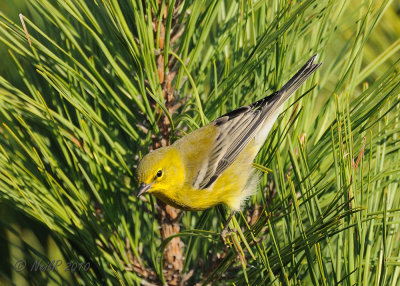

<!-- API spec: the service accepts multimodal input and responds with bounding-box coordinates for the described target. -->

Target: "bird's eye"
[156,170,163,178]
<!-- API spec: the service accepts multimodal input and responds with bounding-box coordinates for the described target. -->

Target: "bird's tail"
[249,55,321,111]
[277,54,322,105]
[253,55,321,146]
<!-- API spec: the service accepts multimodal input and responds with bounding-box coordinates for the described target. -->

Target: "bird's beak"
[137,183,152,197]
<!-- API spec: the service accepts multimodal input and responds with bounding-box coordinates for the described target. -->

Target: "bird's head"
[136,146,184,197]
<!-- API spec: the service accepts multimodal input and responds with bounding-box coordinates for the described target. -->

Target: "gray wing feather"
[196,55,322,189]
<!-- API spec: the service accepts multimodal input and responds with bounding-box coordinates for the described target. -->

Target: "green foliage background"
[0,0,399,285]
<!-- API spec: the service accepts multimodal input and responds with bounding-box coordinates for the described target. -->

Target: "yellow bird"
[137,55,321,235]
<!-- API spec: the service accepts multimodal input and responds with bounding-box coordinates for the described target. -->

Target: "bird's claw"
[221,228,236,244]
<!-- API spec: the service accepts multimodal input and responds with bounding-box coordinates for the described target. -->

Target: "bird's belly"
[153,187,220,211]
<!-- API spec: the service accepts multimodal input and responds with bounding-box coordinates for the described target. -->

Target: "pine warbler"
[137,55,321,234]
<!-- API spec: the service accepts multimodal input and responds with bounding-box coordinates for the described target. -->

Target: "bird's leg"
[221,211,235,242]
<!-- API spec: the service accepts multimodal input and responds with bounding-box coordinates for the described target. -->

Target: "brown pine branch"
[150,1,185,285]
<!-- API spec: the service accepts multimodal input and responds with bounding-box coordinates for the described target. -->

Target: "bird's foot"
[221,228,236,244]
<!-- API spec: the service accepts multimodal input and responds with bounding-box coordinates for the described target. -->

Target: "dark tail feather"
[277,54,322,103]
[249,55,321,111]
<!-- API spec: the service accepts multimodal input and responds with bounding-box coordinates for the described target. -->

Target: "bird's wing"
[194,55,322,189]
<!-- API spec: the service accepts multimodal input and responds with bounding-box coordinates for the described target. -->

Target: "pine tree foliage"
[0,0,399,285]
